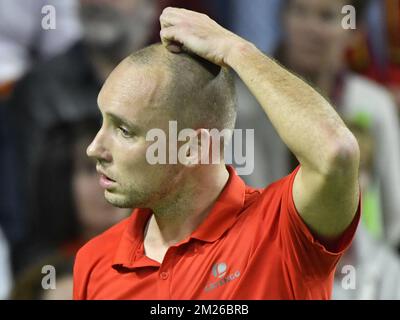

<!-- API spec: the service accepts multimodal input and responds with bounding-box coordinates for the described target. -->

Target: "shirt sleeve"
[276,166,361,281]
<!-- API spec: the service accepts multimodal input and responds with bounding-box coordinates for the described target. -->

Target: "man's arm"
[160,8,360,239]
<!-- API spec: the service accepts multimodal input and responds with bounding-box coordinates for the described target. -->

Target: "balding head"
[127,43,237,133]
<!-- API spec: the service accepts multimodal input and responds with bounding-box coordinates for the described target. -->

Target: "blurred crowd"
[0,0,399,300]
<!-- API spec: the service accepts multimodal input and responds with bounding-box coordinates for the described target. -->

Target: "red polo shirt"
[73,166,360,299]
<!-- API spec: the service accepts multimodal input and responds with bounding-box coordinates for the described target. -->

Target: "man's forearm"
[226,42,358,174]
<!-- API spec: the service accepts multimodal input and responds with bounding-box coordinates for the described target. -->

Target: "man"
[74,8,360,299]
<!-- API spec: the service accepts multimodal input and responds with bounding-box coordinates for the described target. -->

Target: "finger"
[160,8,183,29]
[164,7,200,17]
[162,7,185,16]
[159,13,180,29]
[160,7,205,29]
[160,27,184,53]
[166,43,183,53]
[160,26,182,42]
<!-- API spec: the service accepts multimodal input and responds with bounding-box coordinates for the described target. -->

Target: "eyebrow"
[105,112,141,133]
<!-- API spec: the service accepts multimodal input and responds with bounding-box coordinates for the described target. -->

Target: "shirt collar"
[189,165,246,242]
[112,165,246,269]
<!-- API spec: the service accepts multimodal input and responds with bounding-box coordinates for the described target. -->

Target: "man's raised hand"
[159,7,248,66]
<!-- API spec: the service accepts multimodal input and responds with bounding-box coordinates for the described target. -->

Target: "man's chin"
[104,190,145,209]
[104,190,132,208]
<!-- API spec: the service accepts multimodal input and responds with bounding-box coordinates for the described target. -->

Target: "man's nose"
[86,131,112,163]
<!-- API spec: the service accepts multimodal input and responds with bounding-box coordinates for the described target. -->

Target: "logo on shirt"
[212,262,227,278]
[204,262,241,292]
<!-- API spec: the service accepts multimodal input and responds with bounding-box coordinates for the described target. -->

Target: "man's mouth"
[97,167,116,189]
[99,174,116,189]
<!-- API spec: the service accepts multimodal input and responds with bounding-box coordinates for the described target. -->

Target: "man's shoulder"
[75,214,132,265]
[242,169,296,210]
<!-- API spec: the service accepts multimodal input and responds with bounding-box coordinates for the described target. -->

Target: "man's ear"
[179,128,211,167]
[197,128,211,164]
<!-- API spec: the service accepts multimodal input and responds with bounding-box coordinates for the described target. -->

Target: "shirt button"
[160,271,169,280]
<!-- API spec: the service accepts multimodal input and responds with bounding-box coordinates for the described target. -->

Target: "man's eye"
[117,126,132,138]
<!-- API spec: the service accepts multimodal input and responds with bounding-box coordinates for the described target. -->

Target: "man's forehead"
[98,60,169,111]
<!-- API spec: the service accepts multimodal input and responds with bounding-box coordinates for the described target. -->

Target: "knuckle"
[179,24,191,34]
[163,7,176,15]
[180,20,189,28]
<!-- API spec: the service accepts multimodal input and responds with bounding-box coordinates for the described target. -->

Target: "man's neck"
[144,165,230,249]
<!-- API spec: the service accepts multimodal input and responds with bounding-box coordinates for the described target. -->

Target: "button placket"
[158,245,185,298]
[157,245,182,297]
[159,249,174,281]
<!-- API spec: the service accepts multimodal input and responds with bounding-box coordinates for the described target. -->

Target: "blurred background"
[0,0,399,300]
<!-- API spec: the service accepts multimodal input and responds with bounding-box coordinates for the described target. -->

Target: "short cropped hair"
[128,43,237,132]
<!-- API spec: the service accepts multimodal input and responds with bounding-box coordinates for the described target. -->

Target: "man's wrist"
[224,39,259,69]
